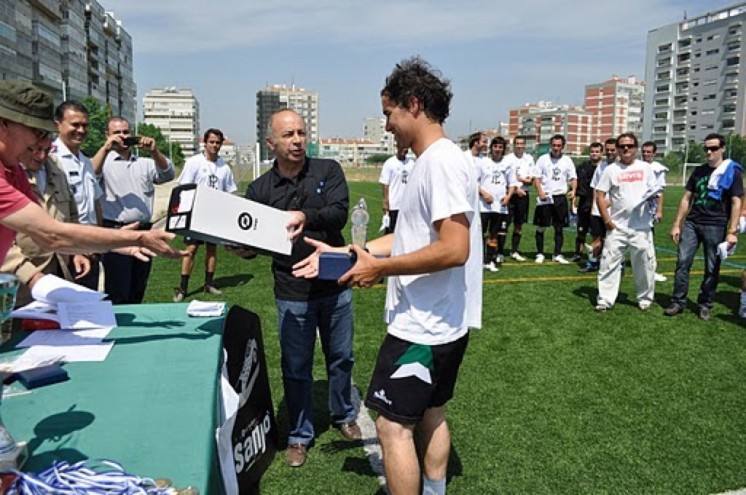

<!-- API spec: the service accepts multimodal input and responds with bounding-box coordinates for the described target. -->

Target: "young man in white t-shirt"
[379,143,414,234]
[533,134,577,264]
[478,136,516,271]
[505,135,535,261]
[293,57,482,495]
[174,129,237,301]
[642,140,670,283]
[594,133,659,311]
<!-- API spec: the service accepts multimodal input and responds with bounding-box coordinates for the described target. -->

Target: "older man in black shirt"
[238,109,360,468]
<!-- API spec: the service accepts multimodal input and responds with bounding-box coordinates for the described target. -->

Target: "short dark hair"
[589,142,603,150]
[203,128,224,143]
[105,116,129,133]
[550,134,565,146]
[491,136,507,148]
[54,100,88,121]
[642,141,657,152]
[616,132,638,148]
[468,132,485,149]
[703,133,725,148]
[604,138,617,147]
[513,135,527,144]
[381,56,452,124]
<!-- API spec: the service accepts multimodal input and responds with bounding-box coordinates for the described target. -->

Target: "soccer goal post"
[681,162,700,186]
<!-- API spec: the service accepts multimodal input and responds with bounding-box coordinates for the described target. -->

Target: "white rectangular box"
[166,184,293,255]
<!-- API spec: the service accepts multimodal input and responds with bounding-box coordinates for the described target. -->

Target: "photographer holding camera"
[92,116,175,304]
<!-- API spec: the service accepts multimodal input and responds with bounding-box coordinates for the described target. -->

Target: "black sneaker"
[663,303,684,316]
[578,262,599,273]
[570,254,583,263]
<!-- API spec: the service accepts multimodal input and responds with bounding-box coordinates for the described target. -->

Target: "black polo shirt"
[246,157,349,300]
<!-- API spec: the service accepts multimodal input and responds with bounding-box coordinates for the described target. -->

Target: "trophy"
[0,273,26,471]
[317,198,369,280]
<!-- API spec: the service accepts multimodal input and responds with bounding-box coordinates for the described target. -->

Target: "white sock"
[423,475,446,495]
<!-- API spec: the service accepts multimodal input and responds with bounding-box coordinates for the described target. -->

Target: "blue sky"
[100,0,737,145]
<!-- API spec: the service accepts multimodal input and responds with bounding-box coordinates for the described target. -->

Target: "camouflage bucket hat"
[0,80,56,133]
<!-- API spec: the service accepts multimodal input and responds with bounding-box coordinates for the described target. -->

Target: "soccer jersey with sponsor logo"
[385,138,482,345]
[535,153,576,196]
[595,159,657,231]
[477,157,516,213]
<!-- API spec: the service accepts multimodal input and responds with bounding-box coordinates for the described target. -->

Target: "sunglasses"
[704,145,722,153]
[617,144,637,150]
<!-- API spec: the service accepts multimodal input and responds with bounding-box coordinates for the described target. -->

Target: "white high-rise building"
[143,87,200,157]
[644,3,746,154]
[256,84,319,161]
[363,117,395,155]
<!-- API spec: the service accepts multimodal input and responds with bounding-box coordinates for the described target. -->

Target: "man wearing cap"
[91,116,175,304]
[51,100,102,290]
[0,80,184,264]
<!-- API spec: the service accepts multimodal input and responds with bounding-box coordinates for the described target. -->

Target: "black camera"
[122,136,141,147]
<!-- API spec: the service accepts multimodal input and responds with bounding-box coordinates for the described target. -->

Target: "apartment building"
[508,101,593,154]
[256,84,319,161]
[0,0,135,123]
[644,2,746,154]
[143,87,200,157]
[363,117,395,155]
[585,76,645,143]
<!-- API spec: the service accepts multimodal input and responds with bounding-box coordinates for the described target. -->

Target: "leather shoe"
[286,443,307,467]
[339,422,362,441]
[663,303,684,316]
[698,307,711,321]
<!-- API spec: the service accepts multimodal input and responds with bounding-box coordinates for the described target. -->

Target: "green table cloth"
[1,303,225,493]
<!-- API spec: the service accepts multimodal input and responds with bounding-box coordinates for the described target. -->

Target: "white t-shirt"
[505,152,535,192]
[477,157,516,213]
[178,154,237,193]
[590,161,612,217]
[535,153,577,196]
[595,159,657,231]
[379,154,414,211]
[650,160,669,190]
[385,138,483,344]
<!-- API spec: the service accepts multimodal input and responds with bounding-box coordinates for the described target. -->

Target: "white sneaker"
[654,273,667,282]
[511,252,526,262]
[595,303,610,312]
[638,300,652,311]
[495,254,505,264]
[552,254,570,265]
[535,253,545,264]
[483,262,499,273]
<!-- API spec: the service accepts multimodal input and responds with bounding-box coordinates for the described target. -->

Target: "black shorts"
[364,332,469,424]
[480,212,511,237]
[385,210,400,235]
[532,195,569,228]
[577,207,592,236]
[589,216,607,239]
[184,236,216,246]
[509,193,529,226]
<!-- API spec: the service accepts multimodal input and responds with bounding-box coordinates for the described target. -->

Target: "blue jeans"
[671,220,726,309]
[276,289,356,446]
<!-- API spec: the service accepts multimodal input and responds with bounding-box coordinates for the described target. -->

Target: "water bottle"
[350,198,369,248]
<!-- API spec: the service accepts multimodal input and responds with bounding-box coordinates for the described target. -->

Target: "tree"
[365,153,390,165]
[80,96,111,157]
[725,133,746,165]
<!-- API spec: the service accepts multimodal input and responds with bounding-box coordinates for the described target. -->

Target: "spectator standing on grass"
[379,142,413,234]
[51,100,102,290]
[641,140,670,283]
[664,133,743,321]
[579,138,616,273]
[505,135,535,261]
[2,136,91,306]
[533,134,577,264]
[92,117,175,304]
[572,142,603,262]
[294,56,482,495]
[230,108,361,468]
[594,133,659,312]
[173,129,237,301]
[478,136,515,272]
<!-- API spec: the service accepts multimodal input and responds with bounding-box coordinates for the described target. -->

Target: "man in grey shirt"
[92,116,175,304]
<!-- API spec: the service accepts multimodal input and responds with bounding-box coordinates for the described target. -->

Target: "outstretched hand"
[292,237,333,278]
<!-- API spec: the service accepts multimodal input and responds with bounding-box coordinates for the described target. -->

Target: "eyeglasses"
[704,145,722,153]
[617,144,637,150]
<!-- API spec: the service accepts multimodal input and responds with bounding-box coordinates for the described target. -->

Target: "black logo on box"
[238,212,257,231]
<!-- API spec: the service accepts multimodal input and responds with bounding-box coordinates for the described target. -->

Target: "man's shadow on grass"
[182,274,254,298]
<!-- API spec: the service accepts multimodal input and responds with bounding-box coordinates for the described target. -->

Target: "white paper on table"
[4,352,64,373]
[187,300,226,317]
[18,342,114,363]
[57,301,116,329]
[31,274,107,304]
[11,300,59,323]
[16,326,113,348]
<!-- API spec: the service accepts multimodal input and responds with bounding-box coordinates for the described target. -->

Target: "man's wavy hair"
[381,56,453,124]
